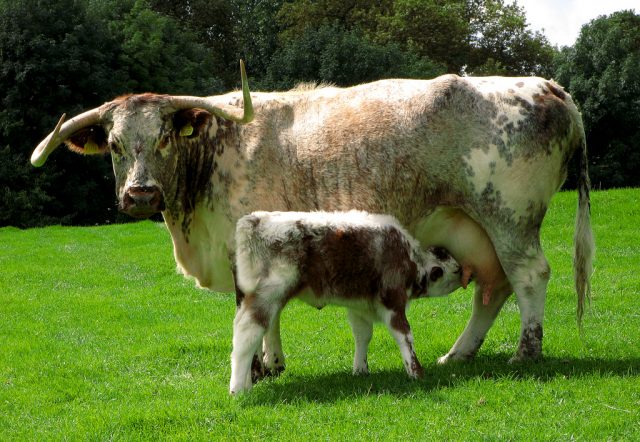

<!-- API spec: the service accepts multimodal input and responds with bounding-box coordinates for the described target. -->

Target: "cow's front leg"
[262,309,285,376]
[438,281,512,363]
[230,296,268,395]
[377,303,423,379]
[347,309,374,375]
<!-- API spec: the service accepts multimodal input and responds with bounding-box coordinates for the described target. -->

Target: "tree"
[466,0,556,76]
[0,0,123,227]
[275,0,556,76]
[555,10,640,188]
[262,23,445,90]
[0,0,224,227]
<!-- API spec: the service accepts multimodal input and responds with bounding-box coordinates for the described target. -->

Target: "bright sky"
[514,0,638,47]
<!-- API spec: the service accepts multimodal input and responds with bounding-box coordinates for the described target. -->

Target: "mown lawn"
[1,189,638,440]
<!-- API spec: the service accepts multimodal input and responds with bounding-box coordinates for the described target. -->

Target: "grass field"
[1,189,639,440]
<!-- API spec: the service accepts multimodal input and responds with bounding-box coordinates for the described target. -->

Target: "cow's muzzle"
[120,185,165,218]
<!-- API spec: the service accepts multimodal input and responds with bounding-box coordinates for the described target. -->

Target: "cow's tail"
[574,128,595,325]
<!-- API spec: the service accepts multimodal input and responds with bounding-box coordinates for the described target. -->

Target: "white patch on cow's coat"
[165,206,236,292]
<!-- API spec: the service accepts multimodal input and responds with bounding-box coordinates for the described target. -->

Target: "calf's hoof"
[437,351,474,365]
[251,354,266,383]
[352,364,370,376]
[264,364,286,378]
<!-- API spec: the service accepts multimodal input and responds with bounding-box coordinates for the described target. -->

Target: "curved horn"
[31,107,103,167]
[169,60,254,124]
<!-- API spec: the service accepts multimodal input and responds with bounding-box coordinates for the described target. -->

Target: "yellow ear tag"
[84,141,99,154]
[180,124,194,137]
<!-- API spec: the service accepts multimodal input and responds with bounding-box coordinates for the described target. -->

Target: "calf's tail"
[574,132,595,324]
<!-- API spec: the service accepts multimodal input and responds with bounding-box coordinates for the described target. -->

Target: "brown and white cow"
[231,210,462,394]
[31,62,594,367]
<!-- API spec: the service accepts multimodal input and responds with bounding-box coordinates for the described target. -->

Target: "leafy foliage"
[1,1,637,227]
[261,23,445,90]
[555,10,640,188]
[0,0,222,227]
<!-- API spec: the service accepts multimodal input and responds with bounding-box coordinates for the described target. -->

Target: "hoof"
[437,352,474,364]
[264,365,286,378]
[509,352,542,364]
[250,354,265,383]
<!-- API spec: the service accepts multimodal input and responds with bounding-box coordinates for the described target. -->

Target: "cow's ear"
[64,126,109,155]
[173,108,212,138]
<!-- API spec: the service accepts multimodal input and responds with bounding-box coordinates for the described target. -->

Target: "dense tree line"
[0,0,638,227]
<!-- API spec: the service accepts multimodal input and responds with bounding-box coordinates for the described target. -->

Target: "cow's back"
[236,75,583,232]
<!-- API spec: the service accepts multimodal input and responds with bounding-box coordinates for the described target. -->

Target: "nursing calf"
[231,210,462,394]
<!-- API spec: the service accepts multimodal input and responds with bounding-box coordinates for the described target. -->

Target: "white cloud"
[514,0,638,47]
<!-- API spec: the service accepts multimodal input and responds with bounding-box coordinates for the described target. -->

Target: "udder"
[413,207,509,304]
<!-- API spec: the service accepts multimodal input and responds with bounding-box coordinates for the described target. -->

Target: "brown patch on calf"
[390,308,411,335]
[241,294,270,329]
[303,227,382,299]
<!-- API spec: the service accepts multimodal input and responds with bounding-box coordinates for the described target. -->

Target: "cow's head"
[31,61,253,219]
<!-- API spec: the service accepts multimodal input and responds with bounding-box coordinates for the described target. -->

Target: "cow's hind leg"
[347,309,374,375]
[438,280,512,363]
[506,246,550,362]
[262,309,286,376]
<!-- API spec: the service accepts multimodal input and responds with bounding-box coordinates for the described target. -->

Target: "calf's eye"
[430,267,444,281]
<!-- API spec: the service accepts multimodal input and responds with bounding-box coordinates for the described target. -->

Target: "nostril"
[128,186,156,196]
[123,192,135,207]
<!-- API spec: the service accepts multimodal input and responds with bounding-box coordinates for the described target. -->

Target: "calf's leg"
[262,309,286,376]
[229,297,269,394]
[376,299,423,379]
[232,264,265,382]
[347,309,374,375]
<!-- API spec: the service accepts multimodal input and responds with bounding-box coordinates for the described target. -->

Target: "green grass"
[1,189,639,440]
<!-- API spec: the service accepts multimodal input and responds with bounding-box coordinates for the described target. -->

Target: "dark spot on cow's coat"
[545,81,566,100]
[518,323,543,360]
[516,81,525,88]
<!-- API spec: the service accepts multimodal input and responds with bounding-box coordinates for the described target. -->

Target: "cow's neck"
[162,119,244,292]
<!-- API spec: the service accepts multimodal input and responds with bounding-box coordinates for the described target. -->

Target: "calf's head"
[417,246,463,297]
[31,61,254,219]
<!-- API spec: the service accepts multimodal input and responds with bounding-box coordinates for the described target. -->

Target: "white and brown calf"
[230,210,462,394]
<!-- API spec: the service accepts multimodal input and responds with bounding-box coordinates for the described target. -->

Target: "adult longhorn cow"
[31,61,594,367]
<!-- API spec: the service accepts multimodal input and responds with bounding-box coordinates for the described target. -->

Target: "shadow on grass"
[241,355,640,405]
